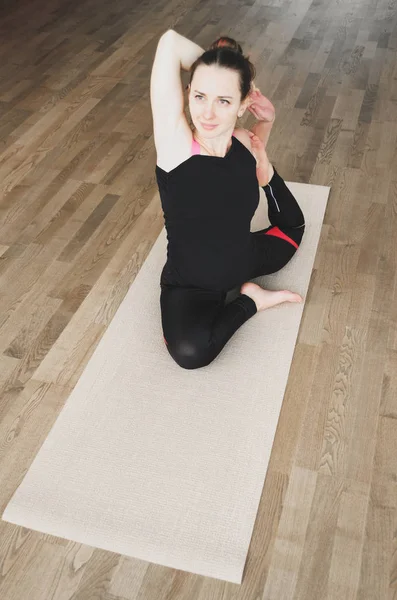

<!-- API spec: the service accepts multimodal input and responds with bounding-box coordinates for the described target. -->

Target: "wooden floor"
[0,0,396,597]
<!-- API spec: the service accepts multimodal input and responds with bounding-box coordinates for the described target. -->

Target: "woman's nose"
[203,104,215,118]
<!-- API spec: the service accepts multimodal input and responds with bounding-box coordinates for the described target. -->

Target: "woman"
[150,29,306,369]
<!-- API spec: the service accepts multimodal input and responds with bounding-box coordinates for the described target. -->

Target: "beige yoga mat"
[2,181,330,584]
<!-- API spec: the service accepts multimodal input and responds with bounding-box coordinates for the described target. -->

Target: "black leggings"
[160,167,305,369]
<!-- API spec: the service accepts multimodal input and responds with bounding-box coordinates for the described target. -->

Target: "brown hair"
[188,36,256,101]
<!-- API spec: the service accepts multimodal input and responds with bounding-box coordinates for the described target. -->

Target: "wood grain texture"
[0,0,396,598]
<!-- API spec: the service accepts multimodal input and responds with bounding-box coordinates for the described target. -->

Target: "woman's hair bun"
[209,36,243,54]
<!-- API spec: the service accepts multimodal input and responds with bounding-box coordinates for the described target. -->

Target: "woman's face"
[188,65,247,136]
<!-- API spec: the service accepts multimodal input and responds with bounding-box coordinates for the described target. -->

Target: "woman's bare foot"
[240,281,303,312]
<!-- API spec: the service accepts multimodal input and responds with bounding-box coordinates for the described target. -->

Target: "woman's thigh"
[249,224,305,279]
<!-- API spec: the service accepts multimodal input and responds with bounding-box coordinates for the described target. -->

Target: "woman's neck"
[192,128,234,157]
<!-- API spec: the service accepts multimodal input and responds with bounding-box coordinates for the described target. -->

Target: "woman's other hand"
[247,84,276,123]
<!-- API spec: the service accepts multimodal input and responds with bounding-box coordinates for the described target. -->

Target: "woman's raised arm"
[150,30,203,142]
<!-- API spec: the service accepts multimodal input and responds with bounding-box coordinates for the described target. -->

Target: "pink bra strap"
[191,139,201,155]
[191,132,236,156]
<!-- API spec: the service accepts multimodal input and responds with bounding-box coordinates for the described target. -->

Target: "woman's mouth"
[201,123,218,130]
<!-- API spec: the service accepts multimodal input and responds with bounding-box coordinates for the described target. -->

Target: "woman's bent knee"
[284,222,305,246]
[167,338,214,370]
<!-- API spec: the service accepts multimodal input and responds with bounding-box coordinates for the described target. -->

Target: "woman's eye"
[194,95,230,105]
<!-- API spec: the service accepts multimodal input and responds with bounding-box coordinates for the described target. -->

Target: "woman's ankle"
[268,163,274,183]
[261,163,275,188]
